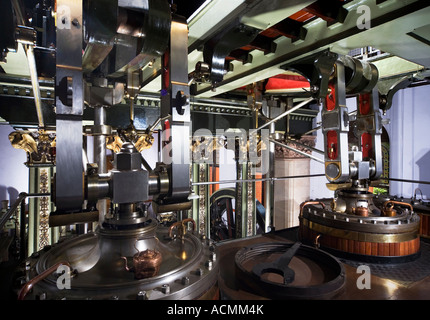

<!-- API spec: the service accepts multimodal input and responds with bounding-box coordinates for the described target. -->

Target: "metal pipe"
[17,261,71,300]
[148,114,171,133]
[168,218,196,239]
[270,139,325,163]
[387,177,430,185]
[382,200,413,212]
[94,106,107,174]
[286,138,325,155]
[191,174,326,186]
[413,188,423,202]
[235,161,247,238]
[0,192,50,231]
[256,97,314,131]
[138,154,153,172]
[94,106,107,225]
[303,125,321,136]
[265,122,275,233]
[299,201,326,218]
[49,211,99,227]
[24,44,44,128]
[20,199,26,260]
[0,192,49,259]
[193,176,430,191]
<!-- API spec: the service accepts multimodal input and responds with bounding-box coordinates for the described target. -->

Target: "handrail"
[0,192,50,232]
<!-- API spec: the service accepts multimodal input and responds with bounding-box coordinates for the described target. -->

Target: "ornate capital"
[274,135,317,159]
[9,130,56,166]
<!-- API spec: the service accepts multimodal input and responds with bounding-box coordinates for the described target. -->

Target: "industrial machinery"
[0,0,430,301]
[1,0,220,300]
[296,54,421,262]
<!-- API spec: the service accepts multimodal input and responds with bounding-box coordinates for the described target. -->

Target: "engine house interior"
[1,0,430,302]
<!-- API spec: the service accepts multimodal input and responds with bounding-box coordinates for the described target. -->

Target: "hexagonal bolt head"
[137,291,148,300]
[114,142,141,171]
[161,284,170,294]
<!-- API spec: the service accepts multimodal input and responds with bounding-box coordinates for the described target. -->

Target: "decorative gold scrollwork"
[9,129,56,165]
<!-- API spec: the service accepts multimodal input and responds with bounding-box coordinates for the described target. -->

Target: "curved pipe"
[314,234,322,248]
[168,218,196,239]
[17,261,71,300]
[383,200,413,212]
[299,201,326,218]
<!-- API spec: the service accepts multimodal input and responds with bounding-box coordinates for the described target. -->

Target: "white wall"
[385,85,430,199]
[218,147,237,189]
[0,125,29,203]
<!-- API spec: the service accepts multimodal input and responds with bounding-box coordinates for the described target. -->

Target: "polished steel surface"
[301,197,420,234]
[55,0,85,212]
[23,44,44,128]
[55,119,84,211]
[157,16,192,206]
[22,224,219,300]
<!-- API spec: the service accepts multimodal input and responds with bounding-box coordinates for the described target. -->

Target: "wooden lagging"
[419,213,430,238]
[300,224,420,257]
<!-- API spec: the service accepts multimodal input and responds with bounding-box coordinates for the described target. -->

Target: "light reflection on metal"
[8,130,56,166]
[122,249,162,279]
[24,44,44,128]
[168,218,197,240]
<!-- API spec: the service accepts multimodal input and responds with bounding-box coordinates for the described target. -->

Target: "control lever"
[252,241,301,285]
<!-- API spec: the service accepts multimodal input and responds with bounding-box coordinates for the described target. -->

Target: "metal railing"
[0,192,50,260]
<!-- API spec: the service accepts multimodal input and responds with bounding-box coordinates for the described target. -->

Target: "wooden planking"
[299,225,420,257]
[419,213,430,237]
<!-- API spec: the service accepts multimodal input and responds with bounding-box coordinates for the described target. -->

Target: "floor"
[216,228,430,300]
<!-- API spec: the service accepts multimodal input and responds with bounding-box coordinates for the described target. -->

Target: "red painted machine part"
[359,93,371,115]
[325,83,336,111]
[264,74,310,91]
[361,132,373,158]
